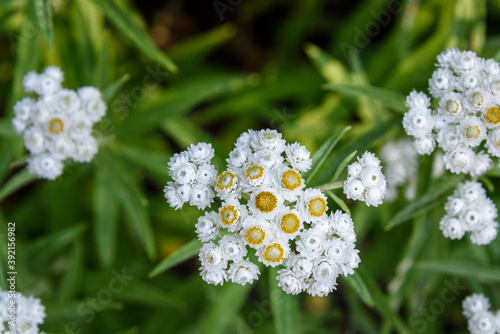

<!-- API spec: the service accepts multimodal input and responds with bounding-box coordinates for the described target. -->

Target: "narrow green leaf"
[415,260,500,283]
[198,283,253,334]
[102,73,130,102]
[117,279,187,310]
[331,150,357,182]
[385,180,458,230]
[96,151,156,260]
[269,267,300,334]
[323,83,406,113]
[0,169,36,203]
[114,142,168,176]
[149,239,201,278]
[33,0,53,46]
[93,30,112,90]
[357,268,410,334]
[25,224,87,269]
[93,169,119,268]
[325,190,351,217]
[342,272,374,307]
[317,181,344,191]
[304,125,351,184]
[91,0,177,73]
[59,239,84,301]
[304,43,349,83]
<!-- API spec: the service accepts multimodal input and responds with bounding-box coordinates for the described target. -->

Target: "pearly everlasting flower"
[403,48,500,176]
[440,181,498,245]
[165,129,362,296]
[462,294,500,334]
[344,151,387,207]
[12,67,106,180]
[0,290,46,333]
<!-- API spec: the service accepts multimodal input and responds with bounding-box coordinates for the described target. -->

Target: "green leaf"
[114,142,168,176]
[91,0,177,73]
[102,73,130,102]
[331,150,357,182]
[415,260,500,283]
[93,30,112,90]
[304,125,351,184]
[149,239,201,278]
[59,239,84,301]
[25,223,87,270]
[0,169,36,203]
[342,272,374,307]
[269,267,300,334]
[304,43,349,83]
[33,0,53,46]
[198,283,253,334]
[385,179,458,230]
[357,268,410,334]
[323,83,406,113]
[93,169,119,268]
[325,190,351,217]
[96,150,156,260]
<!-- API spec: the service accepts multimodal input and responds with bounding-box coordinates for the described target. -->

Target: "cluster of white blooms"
[463,294,500,334]
[403,48,500,176]
[165,129,361,296]
[440,181,498,245]
[343,152,387,207]
[164,143,217,210]
[12,66,106,180]
[380,139,418,201]
[0,290,46,333]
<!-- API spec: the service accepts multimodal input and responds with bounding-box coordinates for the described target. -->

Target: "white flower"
[298,188,328,222]
[289,255,314,279]
[252,149,284,169]
[463,294,491,318]
[312,257,339,284]
[199,242,227,270]
[402,107,434,138]
[276,208,304,239]
[27,154,63,180]
[296,228,327,259]
[200,267,227,286]
[164,182,185,210]
[405,91,431,109]
[0,291,46,333]
[329,210,356,242]
[219,234,247,262]
[465,90,489,112]
[215,170,240,200]
[218,200,247,233]
[429,68,455,98]
[257,241,289,267]
[285,142,312,172]
[272,167,305,201]
[438,92,465,122]
[186,142,215,164]
[458,116,487,147]
[228,260,260,285]
[189,184,215,210]
[196,163,218,185]
[24,128,46,154]
[240,218,273,249]
[171,161,197,185]
[436,48,460,69]
[54,89,81,114]
[414,136,436,155]
[252,129,286,152]
[470,221,498,245]
[452,50,479,74]
[277,269,305,295]
[248,187,284,220]
[78,86,106,122]
[227,146,252,168]
[486,128,500,157]
[439,216,465,240]
[444,146,474,174]
[306,279,336,297]
[459,181,487,203]
[195,211,219,242]
[468,311,497,334]
[470,152,492,177]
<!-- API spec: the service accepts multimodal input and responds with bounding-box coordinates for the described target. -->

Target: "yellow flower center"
[217,171,236,191]
[280,213,301,234]
[465,125,481,139]
[470,92,484,107]
[308,197,327,217]
[263,243,284,263]
[48,118,64,134]
[245,226,265,245]
[245,165,264,180]
[281,170,302,191]
[486,107,500,125]
[445,100,459,114]
[255,191,277,213]
[220,206,238,226]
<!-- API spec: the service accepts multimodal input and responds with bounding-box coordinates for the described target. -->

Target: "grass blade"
[331,150,357,182]
[91,0,177,73]
[325,190,351,217]
[415,260,500,284]
[149,239,201,278]
[33,0,53,47]
[342,272,374,307]
[323,83,406,113]
[59,239,84,301]
[93,169,119,268]
[304,125,351,184]
[0,169,36,203]
[269,267,300,334]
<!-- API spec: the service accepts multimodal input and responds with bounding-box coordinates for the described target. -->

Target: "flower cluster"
[12,66,106,180]
[403,48,500,176]
[0,290,46,333]
[164,143,217,210]
[440,181,498,245]
[463,294,500,334]
[380,139,418,201]
[165,129,362,296]
[343,152,387,207]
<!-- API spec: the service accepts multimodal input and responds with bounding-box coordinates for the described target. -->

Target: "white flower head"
[298,188,328,223]
[277,269,305,295]
[248,187,284,220]
[186,142,215,164]
[195,211,220,242]
[285,142,312,172]
[439,216,465,240]
[228,260,260,285]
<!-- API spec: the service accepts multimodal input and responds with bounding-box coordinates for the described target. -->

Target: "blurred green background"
[0,0,500,333]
